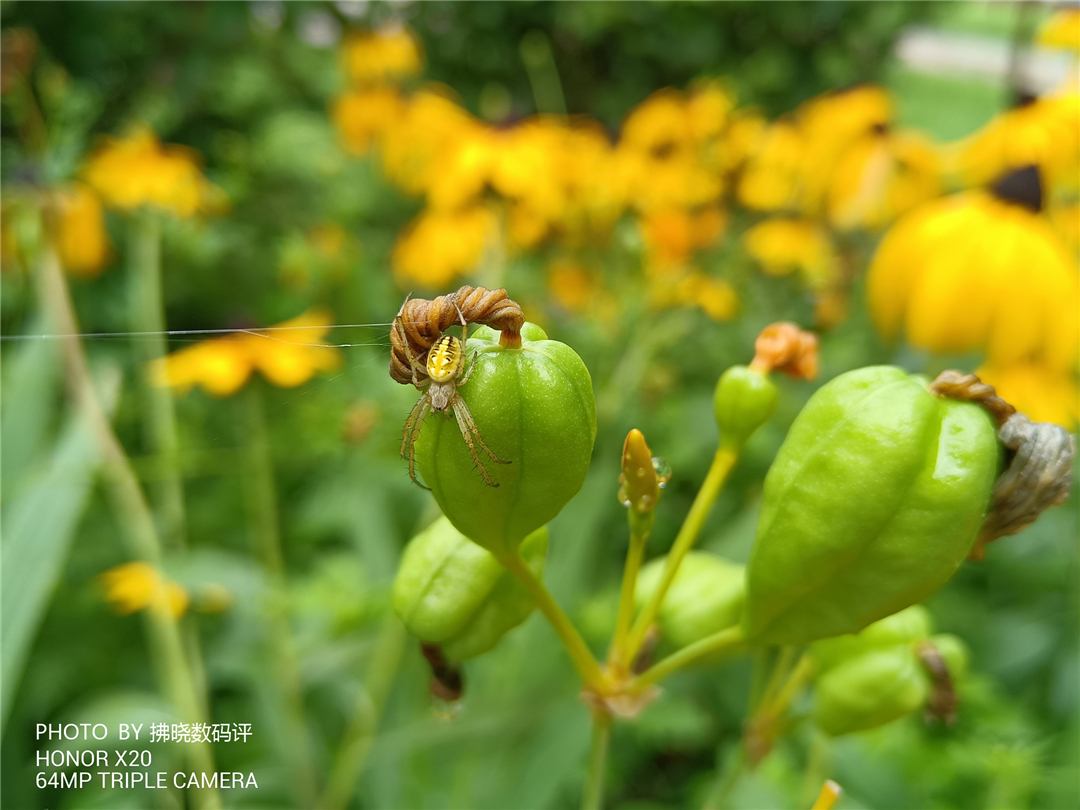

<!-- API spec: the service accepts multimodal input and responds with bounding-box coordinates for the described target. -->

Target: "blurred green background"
[1,2,1077,809]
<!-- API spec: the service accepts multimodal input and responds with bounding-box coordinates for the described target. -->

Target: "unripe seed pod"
[745,366,1001,645]
[392,517,548,661]
[634,551,745,651]
[811,604,933,675]
[813,645,929,736]
[416,323,596,556]
[714,365,779,452]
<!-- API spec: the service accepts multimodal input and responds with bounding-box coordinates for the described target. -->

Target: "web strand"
[0,322,396,349]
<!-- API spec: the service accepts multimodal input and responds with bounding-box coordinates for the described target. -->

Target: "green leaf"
[1,366,120,724]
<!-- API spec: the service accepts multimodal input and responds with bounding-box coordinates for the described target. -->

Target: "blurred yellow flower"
[677,272,738,321]
[341,24,423,85]
[743,217,837,290]
[1037,9,1080,50]
[547,258,595,314]
[379,86,482,198]
[737,120,806,212]
[392,205,496,288]
[618,88,722,212]
[82,127,223,218]
[827,129,942,231]
[977,361,1079,429]
[1049,201,1080,252]
[53,182,111,278]
[867,190,1079,371]
[101,562,189,618]
[641,206,727,271]
[332,86,405,155]
[150,310,342,397]
[955,93,1080,191]
[720,108,767,175]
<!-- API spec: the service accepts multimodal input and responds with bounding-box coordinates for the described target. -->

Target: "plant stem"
[609,527,649,669]
[321,616,408,810]
[241,384,319,808]
[632,625,746,691]
[581,711,612,810]
[626,447,738,660]
[761,653,812,721]
[496,553,606,690]
[36,228,221,810]
[758,646,795,714]
[127,210,187,551]
[702,743,747,810]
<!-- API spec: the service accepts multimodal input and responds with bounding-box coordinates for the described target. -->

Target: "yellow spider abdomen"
[427,335,463,382]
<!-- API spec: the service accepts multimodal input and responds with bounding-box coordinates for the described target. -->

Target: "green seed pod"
[635,551,745,650]
[744,366,1001,645]
[811,604,934,675]
[813,645,929,736]
[416,323,596,556]
[392,516,548,661]
[714,365,779,452]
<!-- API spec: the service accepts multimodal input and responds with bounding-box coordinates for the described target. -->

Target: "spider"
[395,296,509,489]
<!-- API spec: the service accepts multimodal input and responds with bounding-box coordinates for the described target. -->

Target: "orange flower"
[332,86,405,155]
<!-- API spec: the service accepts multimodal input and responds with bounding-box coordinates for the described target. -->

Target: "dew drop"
[651,457,672,488]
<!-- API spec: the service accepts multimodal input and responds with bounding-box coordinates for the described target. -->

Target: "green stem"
[702,744,747,810]
[37,229,221,810]
[241,384,319,808]
[321,617,408,810]
[581,711,612,810]
[127,210,187,551]
[758,646,795,715]
[520,30,567,116]
[496,553,605,690]
[760,653,812,722]
[632,625,746,691]
[609,526,649,669]
[626,448,738,660]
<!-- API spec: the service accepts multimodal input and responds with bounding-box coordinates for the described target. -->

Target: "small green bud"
[811,605,933,675]
[813,645,929,736]
[634,551,745,651]
[392,516,548,661]
[714,365,778,452]
[416,323,596,556]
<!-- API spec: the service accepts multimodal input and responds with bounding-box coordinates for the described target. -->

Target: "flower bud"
[813,645,929,736]
[744,366,1002,645]
[416,323,596,556]
[714,365,778,452]
[811,604,933,675]
[634,551,745,652]
[392,516,548,661]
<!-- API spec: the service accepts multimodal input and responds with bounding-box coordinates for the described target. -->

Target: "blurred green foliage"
[1,3,1077,810]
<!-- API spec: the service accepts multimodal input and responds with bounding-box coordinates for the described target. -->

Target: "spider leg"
[401,396,432,490]
[394,296,430,388]
[451,401,498,487]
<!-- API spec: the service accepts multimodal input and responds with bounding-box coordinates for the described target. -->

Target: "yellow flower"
[720,108,767,175]
[955,93,1080,191]
[341,24,423,85]
[827,129,942,231]
[867,190,1079,371]
[618,89,721,212]
[1037,9,1080,50]
[798,85,894,211]
[53,182,111,278]
[82,127,223,218]
[150,309,342,396]
[101,562,189,618]
[1049,201,1080,252]
[391,205,496,288]
[379,86,482,198]
[743,217,837,290]
[677,272,738,321]
[736,120,807,212]
[547,259,595,313]
[977,361,1079,429]
[641,206,728,272]
[332,86,405,155]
